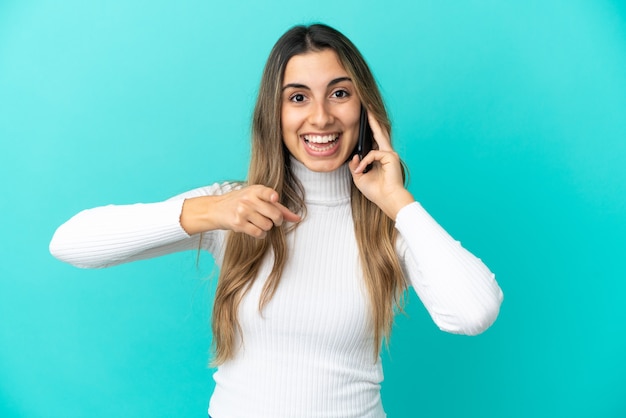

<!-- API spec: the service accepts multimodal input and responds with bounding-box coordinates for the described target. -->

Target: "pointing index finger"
[256,186,301,224]
[276,202,301,223]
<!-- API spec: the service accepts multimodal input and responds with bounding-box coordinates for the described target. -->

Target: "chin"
[302,158,346,173]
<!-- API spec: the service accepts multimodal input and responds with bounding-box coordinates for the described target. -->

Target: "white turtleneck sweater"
[50,160,503,418]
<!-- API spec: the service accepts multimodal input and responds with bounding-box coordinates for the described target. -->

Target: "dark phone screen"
[357,106,373,173]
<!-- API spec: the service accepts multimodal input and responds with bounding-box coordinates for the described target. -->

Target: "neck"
[289,157,352,205]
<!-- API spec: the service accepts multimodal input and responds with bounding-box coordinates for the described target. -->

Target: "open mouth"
[303,133,340,152]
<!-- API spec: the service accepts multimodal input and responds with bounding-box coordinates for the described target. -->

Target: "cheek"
[280,108,298,135]
[342,108,360,144]
[342,102,361,126]
[280,110,301,153]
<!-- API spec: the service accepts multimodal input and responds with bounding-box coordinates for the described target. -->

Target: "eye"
[331,89,350,99]
[289,93,306,103]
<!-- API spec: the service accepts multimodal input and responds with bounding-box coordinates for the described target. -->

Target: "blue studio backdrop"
[1,1,626,417]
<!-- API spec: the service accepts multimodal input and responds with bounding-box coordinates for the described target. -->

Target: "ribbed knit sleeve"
[49,183,234,269]
[395,202,503,335]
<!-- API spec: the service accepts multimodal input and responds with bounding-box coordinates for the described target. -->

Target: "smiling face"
[281,49,361,172]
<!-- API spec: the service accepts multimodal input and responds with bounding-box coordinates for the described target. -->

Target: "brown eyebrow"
[282,76,353,91]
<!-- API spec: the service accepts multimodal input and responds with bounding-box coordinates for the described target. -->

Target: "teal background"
[1,0,625,417]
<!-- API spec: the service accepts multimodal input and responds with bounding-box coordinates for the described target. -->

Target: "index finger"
[252,185,301,224]
[275,202,301,223]
[366,110,393,152]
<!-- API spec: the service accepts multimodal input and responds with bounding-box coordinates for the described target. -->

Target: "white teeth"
[303,134,339,144]
[306,142,335,152]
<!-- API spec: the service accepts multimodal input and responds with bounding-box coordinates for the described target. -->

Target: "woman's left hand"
[348,110,415,220]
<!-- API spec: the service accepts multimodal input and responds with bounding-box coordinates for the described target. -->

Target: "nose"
[308,101,334,128]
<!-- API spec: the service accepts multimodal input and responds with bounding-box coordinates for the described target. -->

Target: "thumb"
[348,154,360,171]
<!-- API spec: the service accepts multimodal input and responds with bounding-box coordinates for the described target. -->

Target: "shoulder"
[167,181,244,200]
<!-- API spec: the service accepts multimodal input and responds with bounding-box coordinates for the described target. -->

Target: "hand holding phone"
[356,106,374,173]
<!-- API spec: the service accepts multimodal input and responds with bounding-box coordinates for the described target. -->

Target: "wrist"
[180,196,218,235]
[382,189,415,220]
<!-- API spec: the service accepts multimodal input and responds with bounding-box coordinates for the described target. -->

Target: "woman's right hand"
[180,185,301,238]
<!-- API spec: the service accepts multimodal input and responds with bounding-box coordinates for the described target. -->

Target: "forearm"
[396,202,503,335]
[49,199,195,269]
[49,183,232,269]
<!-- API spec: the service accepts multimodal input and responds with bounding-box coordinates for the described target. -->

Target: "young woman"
[50,23,503,418]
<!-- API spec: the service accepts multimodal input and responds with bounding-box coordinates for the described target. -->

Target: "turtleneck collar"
[289,157,352,205]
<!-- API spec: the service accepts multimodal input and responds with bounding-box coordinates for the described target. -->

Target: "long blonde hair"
[212,24,407,365]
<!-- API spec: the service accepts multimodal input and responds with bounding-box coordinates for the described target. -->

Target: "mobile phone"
[356,106,373,173]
